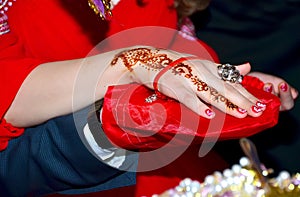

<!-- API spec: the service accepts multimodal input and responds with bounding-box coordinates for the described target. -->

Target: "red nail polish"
[280,83,288,92]
[264,85,273,93]
[256,101,266,109]
[237,108,247,114]
[205,109,214,117]
[252,105,263,113]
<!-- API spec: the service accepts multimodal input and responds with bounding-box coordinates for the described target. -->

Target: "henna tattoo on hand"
[210,87,238,110]
[111,48,173,71]
[173,63,209,91]
[111,48,238,110]
[174,63,238,110]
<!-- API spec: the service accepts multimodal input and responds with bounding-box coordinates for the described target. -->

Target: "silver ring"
[217,64,243,84]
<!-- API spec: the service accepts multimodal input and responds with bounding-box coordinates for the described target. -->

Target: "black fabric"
[193,0,300,174]
[0,106,137,197]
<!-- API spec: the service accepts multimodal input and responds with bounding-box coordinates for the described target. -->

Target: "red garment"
[0,0,178,150]
[0,1,279,197]
[101,77,280,150]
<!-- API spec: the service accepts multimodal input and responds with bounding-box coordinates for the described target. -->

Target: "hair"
[174,0,211,23]
[136,0,211,24]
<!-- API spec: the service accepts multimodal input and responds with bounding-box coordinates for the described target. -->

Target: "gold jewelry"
[88,0,112,20]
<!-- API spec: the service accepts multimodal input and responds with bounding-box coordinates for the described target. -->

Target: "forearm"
[4,48,133,127]
[5,45,266,127]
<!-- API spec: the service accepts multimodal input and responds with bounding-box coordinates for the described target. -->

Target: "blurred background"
[191,0,300,174]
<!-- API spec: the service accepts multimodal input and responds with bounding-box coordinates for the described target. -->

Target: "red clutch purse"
[101,76,280,151]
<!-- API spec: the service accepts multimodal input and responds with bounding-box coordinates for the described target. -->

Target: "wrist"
[109,47,177,87]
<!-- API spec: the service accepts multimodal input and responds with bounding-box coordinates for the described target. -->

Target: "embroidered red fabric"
[0,0,178,151]
[102,76,281,150]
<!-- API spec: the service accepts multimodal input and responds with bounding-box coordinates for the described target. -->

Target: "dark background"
[191,0,300,174]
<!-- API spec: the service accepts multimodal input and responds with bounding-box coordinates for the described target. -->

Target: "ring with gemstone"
[217,64,243,84]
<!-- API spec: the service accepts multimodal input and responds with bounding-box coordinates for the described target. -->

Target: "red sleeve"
[0,0,99,151]
[0,33,45,151]
[0,0,179,151]
[107,0,177,35]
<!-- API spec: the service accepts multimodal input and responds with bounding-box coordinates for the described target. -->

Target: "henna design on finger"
[112,49,240,111]
[111,48,173,71]
[210,87,238,110]
[210,87,226,103]
[174,63,238,110]
[173,64,209,91]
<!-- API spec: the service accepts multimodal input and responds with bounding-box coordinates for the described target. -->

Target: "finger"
[190,65,264,118]
[157,75,215,119]
[235,62,251,76]
[230,83,260,104]
[173,60,263,118]
[180,91,216,119]
[173,88,216,119]
[190,79,263,118]
[217,83,265,117]
[206,87,248,118]
[159,71,246,119]
[211,62,251,77]
[279,82,295,111]
[208,61,262,110]
[263,83,276,96]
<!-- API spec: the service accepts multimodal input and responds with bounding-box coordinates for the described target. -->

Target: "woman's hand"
[112,47,266,119]
[6,46,271,127]
[248,72,298,111]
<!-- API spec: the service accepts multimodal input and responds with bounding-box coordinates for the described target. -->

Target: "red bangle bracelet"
[152,56,199,99]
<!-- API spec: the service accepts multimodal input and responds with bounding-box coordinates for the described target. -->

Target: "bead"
[0,0,15,36]
[0,0,12,12]
[159,156,300,196]
[204,175,214,185]
[223,169,233,178]
[0,13,10,35]
[279,171,290,180]
[232,164,242,174]
[220,180,228,188]
[88,0,112,20]
[239,157,250,167]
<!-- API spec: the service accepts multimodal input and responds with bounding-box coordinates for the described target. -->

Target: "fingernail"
[264,84,273,93]
[280,83,288,92]
[256,101,266,109]
[237,108,247,114]
[205,109,215,117]
[252,105,263,113]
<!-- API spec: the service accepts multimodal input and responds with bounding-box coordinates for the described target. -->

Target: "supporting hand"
[248,72,298,111]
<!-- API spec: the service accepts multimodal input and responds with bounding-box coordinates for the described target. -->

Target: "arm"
[0,108,137,196]
[5,46,266,127]
[5,48,130,127]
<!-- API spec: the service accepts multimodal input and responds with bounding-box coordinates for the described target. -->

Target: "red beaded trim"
[0,13,9,35]
[0,0,16,13]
